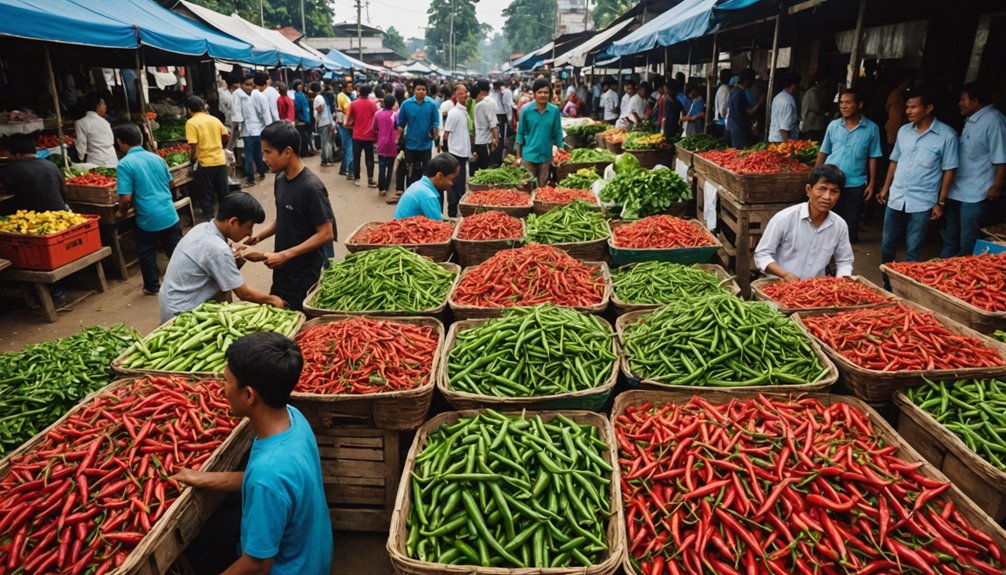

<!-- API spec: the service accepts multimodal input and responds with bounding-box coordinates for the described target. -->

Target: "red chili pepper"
[533,186,596,205]
[352,216,453,245]
[699,148,810,174]
[612,215,716,249]
[456,210,523,241]
[887,253,1006,312]
[66,173,116,187]
[464,188,531,207]
[762,276,886,308]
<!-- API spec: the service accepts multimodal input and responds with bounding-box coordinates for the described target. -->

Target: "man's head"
[424,153,460,191]
[960,81,991,118]
[113,124,143,152]
[624,80,636,96]
[277,82,288,97]
[638,82,651,99]
[309,81,321,95]
[253,72,269,90]
[476,80,491,98]
[805,164,845,215]
[719,68,732,86]
[532,78,551,106]
[8,134,35,158]
[240,75,255,95]
[453,83,469,107]
[905,89,934,125]
[784,73,801,93]
[413,78,428,101]
[215,192,266,242]
[383,94,396,109]
[665,79,681,96]
[358,84,372,99]
[224,331,303,416]
[838,88,864,119]
[260,121,301,173]
[84,93,106,117]
[293,80,303,92]
[738,69,756,88]
[493,80,503,91]
[343,77,354,93]
[185,96,206,116]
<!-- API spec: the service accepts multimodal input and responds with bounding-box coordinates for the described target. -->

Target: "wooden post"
[136,52,157,150]
[846,0,867,88]
[618,57,624,92]
[707,32,718,133]
[686,43,692,84]
[645,53,650,81]
[43,46,69,171]
[664,47,670,78]
[764,13,781,143]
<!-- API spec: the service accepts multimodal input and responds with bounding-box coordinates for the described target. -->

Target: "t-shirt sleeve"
[989,117,1006,165]
[890,131,902,162]
[185,120,198,145]
[305,182,334,228]
[819,123,833,155]
[206,248,246,293]
[242,482,291,560]
[941,132,959,171]
[869,124,883,158]
[116,162,134,197]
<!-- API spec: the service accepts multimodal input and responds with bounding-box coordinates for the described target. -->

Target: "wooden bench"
[0,247,110,322]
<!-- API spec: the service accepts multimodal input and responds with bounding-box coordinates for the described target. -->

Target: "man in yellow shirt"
[335,79,354,179]
[185,96,230,221]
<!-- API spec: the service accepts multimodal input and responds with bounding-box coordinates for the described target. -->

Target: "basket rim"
[452,212,525,243]
[346,220,457,250]
[447,260,613,313]
[607,218,720,252]
[879,263,1006,321]
[750,275,897,315]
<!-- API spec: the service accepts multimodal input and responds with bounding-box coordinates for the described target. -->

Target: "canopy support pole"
[136,52,157,150]
[618,57,624,92]
[764,13,781,143]
[846,0,867,88]
[645,53,650,81]
[44,46,69,172]
[686,43,692,84]
[706,32,718,133]
[664,47,669,78]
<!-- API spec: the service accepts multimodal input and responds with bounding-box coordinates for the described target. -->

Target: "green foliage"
[186,0,335,37]
[592,0,633,28]
[600,168,692,219]
[383,26,408,58]
[425,0,481,67]
[503,0,557,53]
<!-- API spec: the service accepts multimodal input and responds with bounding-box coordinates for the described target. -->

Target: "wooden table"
[0,247,110,322]
[0,258,10,273]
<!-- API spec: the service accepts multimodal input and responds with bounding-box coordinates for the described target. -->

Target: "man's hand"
[264,251,291,269]
[243,235,261,247]
[863,185,874,201]
[931,204,944,220]
[171,468,209,487]
[242,251,267,263]
[877,187,889,205]
[988,185,1002,200]
[782,273,801,284]
[114,208,128,220]
[267,295,286,309]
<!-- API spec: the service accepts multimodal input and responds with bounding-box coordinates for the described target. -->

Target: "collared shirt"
[726,87,750,132]
[820,116,883,187]
[714,84,730,124]
[394,176,443,220]
[444,106,471,159]
[159,221,246,323]
[769,90,799,143]
[516,102,563,164]
[218,87,234,125]
[231,89,248,130]
[889,118,960,213]
[263,86,281,124]
[618,93,633,120]
[800,85,828,132]
[238,90,270,137]
[294,91,311,123]
[313,94,332,127]
[754,202,854,280]
[185,112,227,167]
[684,97,705,136]
[117,147,178,232]
[75,111,118,167]
[396,96,440,152]
[494,88,514,121]
[474,97,499,145]
[949,104,1006,203]
[600,90,619,121]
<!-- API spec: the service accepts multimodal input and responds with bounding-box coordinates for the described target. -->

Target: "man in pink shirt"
[373,94,399,198]
[345,84,377,188]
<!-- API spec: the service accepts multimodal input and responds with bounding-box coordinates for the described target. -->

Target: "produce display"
[116,301,302,373]
[405,410,613,567]
[0,325,140,455]
[600,168,693,220]
[447,305,616,397]
[452,244,606,308]
[761,276,887,309]
[802,303,1006,371]
[564,122,611,138]
[311,247,457,312]
[602,128,627,144]
[533,186,597,206]
[456,211,522,241]
[0,210,88,235]
[551,149,571,164]
[998,330,1006,343]
[154,144,190,167]
[558,167,601,189]
[612,215,715,249]
[622,293,827,387]
[0,375,241,573]
[617,395,1006,575]
[907,378,1006,471]
[352,217,453,245]
[525,201,609,244]
[152,123,186,142]
[767,138,819,163]
[700,148,810,174]
[470,165,531,186]
[296,317,439,395]
[886,253,1006,312]
[675,133,726,152]
[65,172,115,187]
[33,134,74,148]
[565,148,615,163]
[463,189,531,207]
[623,132,668,150]
[611,262,729,305]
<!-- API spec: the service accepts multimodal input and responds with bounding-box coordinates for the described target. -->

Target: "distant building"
[306,22,403,66]
[557,0,591,34]
[277,26,304,42]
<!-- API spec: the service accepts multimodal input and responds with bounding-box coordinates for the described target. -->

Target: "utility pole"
[259,0,264,26]
[356,0,363,61]
[301,0,306,38]
[449,0,455,72]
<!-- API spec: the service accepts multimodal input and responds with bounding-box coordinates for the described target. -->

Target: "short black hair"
[905,88,932,108]
[114,124,143,147]
[808,164,845,190]
[217,192,266,224]
[425,152,460,178]
[665,79,681,94]
[493,80,503,89]
[962,81,992,105]
[785,73,801,88]
[532,78,550,92]
[839,87,863,103]
[83,93,104,113]
[186,96,206,113]
[719,68,732,84]
[292,79,303,90]
[739,69,756,85]
[624,79,636,89]
[413,78,428,89]
[359,84,372,98]
[8,133,35,156]
[383,94,396,109]
[261,121,301,157]
[226,331,302,409]
[253,72,269,87]
[242,74,255,85]
[476,80,491,95]
[309,81,321,93]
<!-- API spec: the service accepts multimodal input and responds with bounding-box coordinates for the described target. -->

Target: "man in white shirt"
[754,164,854,282]
[218,77,236,126]
[472,80,499,172]
[769,73,801,143]
[492,80,515,165]
[235,75,270,187]
[600,81,619,124]
[712,69,732,137]
[617,80,640,129]
[311,81,335,168]
[75,93,118,167]
[257,73,279,124]
[443,84,471,219]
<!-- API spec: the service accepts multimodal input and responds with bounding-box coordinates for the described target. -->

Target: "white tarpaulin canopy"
[554,19,635,68]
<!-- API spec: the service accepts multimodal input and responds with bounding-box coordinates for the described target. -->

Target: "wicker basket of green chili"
[610,262,740,316]
[525,201,610,262]
[468,165,534,192]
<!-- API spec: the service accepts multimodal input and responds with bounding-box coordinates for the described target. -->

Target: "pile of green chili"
[906,378,1006,471]
[611,262,731,305]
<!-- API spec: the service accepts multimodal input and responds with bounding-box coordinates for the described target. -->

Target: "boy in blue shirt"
[396,78,441,187]
[395,153,458,220]
[172,331,333,575]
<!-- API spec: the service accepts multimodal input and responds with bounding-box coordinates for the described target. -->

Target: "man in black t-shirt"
[1,133,67,213]
[242,122,336,309]
[661,80,686,140]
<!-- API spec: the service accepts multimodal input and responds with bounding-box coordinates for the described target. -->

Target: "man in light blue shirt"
[516,78,564,188]
[397,78,441,187]
[943,81,1006,257]
[394,153,458,220]
[769,73,801,143]
[816,88,883,242]
[879,89,959,289]
[113,124,180,296]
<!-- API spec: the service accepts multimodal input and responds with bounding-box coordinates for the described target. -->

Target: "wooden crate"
[692,153,807,204]
[621,147,673,169]
[66,182,117,203]
[169,163,194,188]
[556,159,612,182]
[714,184,791,297]
[881,264,1006,334]
[315,425,402,532]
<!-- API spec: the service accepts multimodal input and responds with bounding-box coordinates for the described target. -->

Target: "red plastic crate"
[0,215,102,270]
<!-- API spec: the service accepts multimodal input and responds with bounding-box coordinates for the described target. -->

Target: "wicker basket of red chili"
[608,216,720,266]
[452,211,524,267]
[612,389,1006,575]
[532,186,600,215]
[693,149,809,204]
[794,300,1006,403]
[752,275,894,315]
[881,253,1006,334]
[458,189,533,218]
[289,315,444,430]
[346,217,456,262]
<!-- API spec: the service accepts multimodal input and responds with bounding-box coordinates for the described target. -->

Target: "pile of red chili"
[352,217,453,245]
[0,376,238,574]
[154,144,189,158]
[699,149,809,174]
[66,173,116,187]
[612,215,716,249]
[887,253,1006,312]
[552,149,571,164]
[802,302,1005,371]
[456,210,523,241]
[762,276,887,309]
[295,317,439,395]
[452,244,606,308]
[463,189,531,207]
[617,394,1006,575]
[534,186,597,205]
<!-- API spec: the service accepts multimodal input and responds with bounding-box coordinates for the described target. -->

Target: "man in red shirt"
[345,84,377,188]
[276,82,295,123]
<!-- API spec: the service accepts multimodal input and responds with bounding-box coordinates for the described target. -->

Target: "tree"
[383,26,408,58]
[592,0,633,29]
[424,0,481,68]
[185,0,335,37]
[478,32,511,71]
[503,0,557,56]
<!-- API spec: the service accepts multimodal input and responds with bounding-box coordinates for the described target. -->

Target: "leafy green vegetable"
[566,148,616,163]
[93,167,117,178]
[165,152,190,167]
[565,123,611,138]
[154,124,187,142]
[470,165,531,185]
[600,168,692,219]
[676,134,727,152]
[614,153,640,175]
[558,167,601,189]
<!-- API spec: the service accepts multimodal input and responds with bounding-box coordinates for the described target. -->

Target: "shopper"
[394,153,459,220]
[346,84,378,188]
[516,78,563,188]
[1,133,66,212]
[711,69,732,138]
[443,83,472,218]
[276,82,295,123]
[801,75,829,141]
[492,80,516,165]
[292,81,312,157]
[682,85,706,136]
[336,80,355,178]
[769,73,801,143]
[75,93,118,167]
[472,79,499,172]
[396,78,441,187]
[184,96,230,223]
[726,70,761,149]
[311,81,335,167]
[374,95,398,197]
[259,73,280,125]
[660,79,685,139]
[599,80,619,125]
[233,74,270,187]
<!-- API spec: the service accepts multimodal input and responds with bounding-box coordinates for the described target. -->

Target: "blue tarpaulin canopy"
[609,0,764,56]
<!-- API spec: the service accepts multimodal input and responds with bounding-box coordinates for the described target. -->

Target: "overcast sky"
[329,0,511,40]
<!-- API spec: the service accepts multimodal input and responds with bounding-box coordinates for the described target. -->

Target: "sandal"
[386,193,401,204]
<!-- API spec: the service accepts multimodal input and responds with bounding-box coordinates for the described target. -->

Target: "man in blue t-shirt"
[172,332,333,575]
[396,78,441,187]
[395,153,459,220]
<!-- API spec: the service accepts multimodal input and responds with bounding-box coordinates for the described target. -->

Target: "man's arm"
[754,217,799,282]
[931,169,955,220]
[75,124,88,161]
[171,468,244,491]
[833,225,855,277]
[814,151,829,167]
[244,220,277,246]
[262,220,334,269]
[779,129,792,142]
[116,194,132,218]
[220,553,274,575]
[878,160,897,204]
[865,157,878,200]
[990,164,1006,200]
[233,283,286,308]
[764,262,800,283]
[188,144,198,163]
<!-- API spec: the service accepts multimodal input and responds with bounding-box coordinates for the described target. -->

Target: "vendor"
[75,93,118,167]
[754,164,854,282]
[159,193,285,323]
[1,133,67,211]
[393,153,458,220]
[171,332,333,575]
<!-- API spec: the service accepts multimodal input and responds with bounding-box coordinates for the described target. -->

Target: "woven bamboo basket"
[616,309,838,393]
[65,182,117,203]
[345,221,456,262]
[448,261,612,321]
[751,275,896,315]
[532,188,602,215]
[438,317,619,411]
[692,153,808,204]
[302,262,461,319]
[386,409,625,575]
[604,139,624,154]
[531,236,610,262]
[459,191,534,218]
[621,147,673,169]
[610,388,1006,575]
[880,264,1006,334]
[607,219,720,267]
[289,315,444,431]
[791,300,1006,404]
[452,217,524,268]
[980,224,1006,242]
[610,263,740,316]
[467,181,533,193]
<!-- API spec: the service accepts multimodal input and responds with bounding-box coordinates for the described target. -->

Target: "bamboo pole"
[707,32,718,133]
[44,46,69,171]
[764,13,781,143]
[846,0,867,88]
[135,52,157,150]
